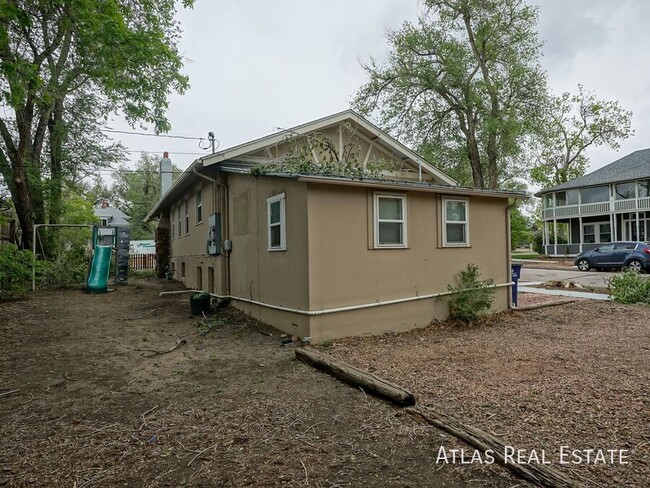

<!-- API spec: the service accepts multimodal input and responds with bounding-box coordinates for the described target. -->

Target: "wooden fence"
[130,253,156,271]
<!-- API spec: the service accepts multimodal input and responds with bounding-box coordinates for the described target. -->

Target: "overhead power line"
[102,128,205,141]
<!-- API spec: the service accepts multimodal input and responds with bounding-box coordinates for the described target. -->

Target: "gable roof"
[200,109,458,186]
[95,204,130,226]
[538,149,650,195]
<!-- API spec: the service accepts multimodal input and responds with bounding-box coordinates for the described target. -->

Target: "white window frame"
[177,206,182,239]
[184,198,189,235]
[442,198,470,247]
[583,221,611,244]
[373,193,407,248]
[267,193,286,251]
[171,209,175,238]
[195,190,203,225]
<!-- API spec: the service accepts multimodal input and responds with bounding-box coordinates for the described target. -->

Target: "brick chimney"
[100,199,109,209]
[160,151,172,197]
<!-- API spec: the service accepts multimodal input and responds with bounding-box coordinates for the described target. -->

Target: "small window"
[181,262,186,278]
[374,194,407,248]
[184,198,189,235]
[443,198,469,246]
[195,190,203,224]
[267,193,286,251]
[100,218,108,226]
[177,206,182,238]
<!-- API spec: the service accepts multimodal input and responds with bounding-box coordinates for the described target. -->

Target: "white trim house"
[536,149,650,256]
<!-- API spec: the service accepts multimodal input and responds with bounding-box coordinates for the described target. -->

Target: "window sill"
[268,247,286,252]
[442,243,471,248]
[373,245,409,249]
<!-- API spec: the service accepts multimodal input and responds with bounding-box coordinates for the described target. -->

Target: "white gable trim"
[201,110,458,186]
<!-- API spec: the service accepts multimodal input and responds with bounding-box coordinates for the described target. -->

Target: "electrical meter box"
[207,213,221,255]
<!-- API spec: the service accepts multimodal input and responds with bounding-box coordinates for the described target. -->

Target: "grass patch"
[511,253,541,259]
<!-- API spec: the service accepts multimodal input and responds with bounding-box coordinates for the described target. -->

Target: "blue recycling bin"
[511,264,522,307]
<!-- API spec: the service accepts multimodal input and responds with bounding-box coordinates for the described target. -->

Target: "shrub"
[0,244,34,300]
[446,263,495,323]
[607,270,650,304]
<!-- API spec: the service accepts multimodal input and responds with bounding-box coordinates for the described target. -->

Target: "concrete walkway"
[518,285,611,301]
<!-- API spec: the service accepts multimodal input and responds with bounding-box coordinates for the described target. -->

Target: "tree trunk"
[48,98,65,225]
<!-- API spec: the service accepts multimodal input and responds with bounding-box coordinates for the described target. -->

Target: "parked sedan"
[574,242,650,272]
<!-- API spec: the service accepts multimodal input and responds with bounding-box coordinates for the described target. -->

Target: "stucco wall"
[227,173,311,337]
[168,177,226,294]
[305,183,510,341]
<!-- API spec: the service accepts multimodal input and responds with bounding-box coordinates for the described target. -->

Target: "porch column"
[636,211,640,241]
[613,213,618,241]
[553,219,558,256]
[543,221,548,254]
[579,216,583,253]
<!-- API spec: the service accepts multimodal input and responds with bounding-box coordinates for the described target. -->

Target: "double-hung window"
[443,198,469,246]
[374,194,407,248]
[177,206,182,238]
[184,198,189,235]
[195,190,203,224]
[267,193,286,251]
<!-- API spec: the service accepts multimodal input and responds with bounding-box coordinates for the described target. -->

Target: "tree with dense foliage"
[354,0,547,190]
[0,0,192,250]
[529,85,633,188]
[111,153,180,240]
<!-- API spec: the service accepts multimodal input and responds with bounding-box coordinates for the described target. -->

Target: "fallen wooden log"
[407,406,581,488]
[295,348,415,406]
[515,299,575,311]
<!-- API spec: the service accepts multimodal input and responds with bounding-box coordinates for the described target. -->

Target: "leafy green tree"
[354,0,547,190]
[111,153,180,240]
[510,204,532,250]
[0,0,192,251]
[530,85,633,188]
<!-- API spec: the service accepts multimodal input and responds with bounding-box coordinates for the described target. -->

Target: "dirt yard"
[328,301,650,488]
[1,278,526,488]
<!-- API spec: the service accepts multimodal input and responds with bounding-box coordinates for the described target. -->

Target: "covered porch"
[542,211,649,256]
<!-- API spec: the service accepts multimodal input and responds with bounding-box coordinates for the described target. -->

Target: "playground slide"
[86,245,112,293]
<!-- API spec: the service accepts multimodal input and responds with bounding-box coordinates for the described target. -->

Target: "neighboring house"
[146,110,525,342]
[536,149,650,257]
[94,199,130,245]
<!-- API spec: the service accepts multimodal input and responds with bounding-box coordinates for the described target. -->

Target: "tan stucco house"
[146,111,525,342]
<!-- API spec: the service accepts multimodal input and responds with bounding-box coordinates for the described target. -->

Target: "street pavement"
[519,265,649,288]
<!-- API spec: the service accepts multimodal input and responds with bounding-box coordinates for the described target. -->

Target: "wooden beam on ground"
[515,300,575,311]
[407,406,581,488]
[295,348,416,406]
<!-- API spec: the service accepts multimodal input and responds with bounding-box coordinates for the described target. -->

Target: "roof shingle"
[538,149,650,195]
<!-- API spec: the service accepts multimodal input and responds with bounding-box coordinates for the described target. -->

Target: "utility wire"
[102,128,205,140]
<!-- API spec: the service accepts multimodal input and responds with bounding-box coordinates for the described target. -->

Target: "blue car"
[574,241,650,272]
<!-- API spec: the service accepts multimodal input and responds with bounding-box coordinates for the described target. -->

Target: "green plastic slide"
[86,245,112,293]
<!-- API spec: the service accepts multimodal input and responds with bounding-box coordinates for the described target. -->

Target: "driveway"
[519,265,650,287]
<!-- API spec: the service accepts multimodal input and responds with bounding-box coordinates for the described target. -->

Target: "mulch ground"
[0,278,525,488]
[327,301,650,488]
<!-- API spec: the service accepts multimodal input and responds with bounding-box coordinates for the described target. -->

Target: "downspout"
[506,198,517,309]
[193,164,231,295]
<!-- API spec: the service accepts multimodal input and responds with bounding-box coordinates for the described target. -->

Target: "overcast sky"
[110,0,650,181]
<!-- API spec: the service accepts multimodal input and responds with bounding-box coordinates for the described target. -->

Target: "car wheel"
[576,258,591,271]
[626,259,644,273]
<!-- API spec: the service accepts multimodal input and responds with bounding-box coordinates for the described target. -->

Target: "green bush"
[0,244,34,300]
[446,263,495,323]
[39,246,90,288]
[607,270,650,304]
